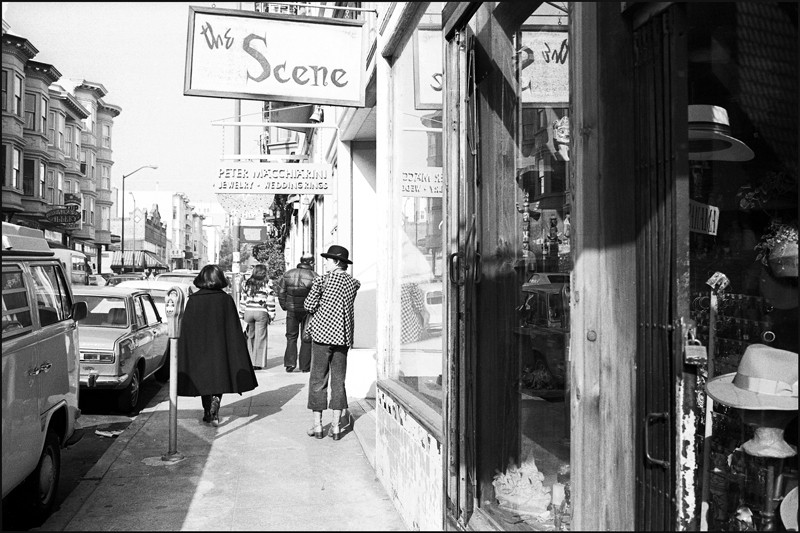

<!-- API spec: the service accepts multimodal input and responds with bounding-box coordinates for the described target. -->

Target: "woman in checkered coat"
[304,245,361,441]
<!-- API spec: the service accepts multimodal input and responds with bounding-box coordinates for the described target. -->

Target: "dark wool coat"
[177,288,258,397]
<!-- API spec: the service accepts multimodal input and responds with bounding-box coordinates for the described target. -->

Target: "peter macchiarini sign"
[214,163,334,194]
[184,6,366,107]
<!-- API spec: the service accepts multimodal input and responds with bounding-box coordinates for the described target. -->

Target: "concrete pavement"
[37,309,403,531]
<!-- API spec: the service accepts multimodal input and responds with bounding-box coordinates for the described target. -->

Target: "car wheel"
[20,428,61,516]
[117,365,141,413]
[154,345,171,382]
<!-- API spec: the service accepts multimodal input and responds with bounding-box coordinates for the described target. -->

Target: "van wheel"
[154,345,170,382]
[21,429,61,515]
[117,365,141,413]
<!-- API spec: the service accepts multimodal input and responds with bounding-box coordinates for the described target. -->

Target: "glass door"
[446,3,574,530]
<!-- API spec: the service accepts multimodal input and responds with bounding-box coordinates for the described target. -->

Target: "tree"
[252,239,285,280]
[217,234,251,271]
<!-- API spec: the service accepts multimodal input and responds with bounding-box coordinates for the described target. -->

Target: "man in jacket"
[275,253,319,372]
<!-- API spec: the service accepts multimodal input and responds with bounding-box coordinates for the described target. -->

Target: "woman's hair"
[245,264,269,295]
[194,264,228,290]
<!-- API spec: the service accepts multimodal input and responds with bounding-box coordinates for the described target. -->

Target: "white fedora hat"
[781,486,797,531]
[689,104,754,162]
[705,343,798,410]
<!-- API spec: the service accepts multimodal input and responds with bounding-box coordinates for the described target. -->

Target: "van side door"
[1,264,41,497]
[28,262,78,419]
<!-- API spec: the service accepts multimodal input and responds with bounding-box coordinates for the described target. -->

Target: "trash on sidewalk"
[95,429,123,438]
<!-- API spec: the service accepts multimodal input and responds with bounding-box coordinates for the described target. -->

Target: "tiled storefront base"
[375,385,443,531]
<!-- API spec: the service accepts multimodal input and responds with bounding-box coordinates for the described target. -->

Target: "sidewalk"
[37,309,403,531]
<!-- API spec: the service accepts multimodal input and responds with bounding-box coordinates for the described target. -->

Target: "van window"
[2,267,33,338]
[30,264,72,327]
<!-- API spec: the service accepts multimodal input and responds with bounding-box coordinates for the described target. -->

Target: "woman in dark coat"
[177,264,257,426]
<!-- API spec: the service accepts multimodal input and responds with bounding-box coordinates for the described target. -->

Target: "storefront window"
[394,4,445,413]
[687,4,798,530]
[468,3,574,529]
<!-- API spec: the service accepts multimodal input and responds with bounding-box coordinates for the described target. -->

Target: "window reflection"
[396,6,444,412]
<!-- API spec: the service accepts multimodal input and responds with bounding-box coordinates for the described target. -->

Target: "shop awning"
[110,250,169,271]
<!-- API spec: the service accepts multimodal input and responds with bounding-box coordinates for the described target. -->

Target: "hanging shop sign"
[185,6,366,107]
[689,200,719,236]
[214,163,334,194]
[413,26,443,110]
[45,206,82,224]
[519,30,569,106]
[239,226,268,244]
[401,167,443,197]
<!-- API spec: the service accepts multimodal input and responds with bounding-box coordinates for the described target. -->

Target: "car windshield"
[75,295,128,327]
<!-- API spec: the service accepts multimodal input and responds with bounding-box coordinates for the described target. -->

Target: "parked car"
[114,279,193,320]
[522,271,570,290]
[71,285,169,413]
[88,273,107,286]
[2,222,88,515]
[516,282,570,394]
[105,272,147,286]
[418,281,443,333]
[155,269,200,285]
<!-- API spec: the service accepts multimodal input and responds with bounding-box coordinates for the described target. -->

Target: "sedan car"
[72,286,169,413]
[155,269,200,286]
[115,279,194,319]
[105,273,147,286]
[418,281,443,334]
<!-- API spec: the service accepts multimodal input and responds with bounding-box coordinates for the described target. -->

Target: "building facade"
[2,23,120,273]
[264,2,797,531]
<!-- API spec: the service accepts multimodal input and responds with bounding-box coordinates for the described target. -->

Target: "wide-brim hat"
[781,486,798,531]
[689,104,754,162]
[706,344,798,410]
[321,245,352,264]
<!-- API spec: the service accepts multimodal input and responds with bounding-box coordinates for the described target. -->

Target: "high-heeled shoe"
[306,425,324,439]
[210,396,220,427]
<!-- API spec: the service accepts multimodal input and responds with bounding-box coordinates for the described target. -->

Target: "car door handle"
[28,367,42,376]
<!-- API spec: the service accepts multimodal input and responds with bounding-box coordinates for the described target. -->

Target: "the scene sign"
[214,163,334,194]
[185,6,366,107]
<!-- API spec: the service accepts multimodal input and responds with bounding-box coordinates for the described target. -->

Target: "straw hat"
[781,487,798,531]
[705,344,798,410]
[689,104,754,162]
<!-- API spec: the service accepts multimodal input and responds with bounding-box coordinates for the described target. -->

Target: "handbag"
[301,313,313,343]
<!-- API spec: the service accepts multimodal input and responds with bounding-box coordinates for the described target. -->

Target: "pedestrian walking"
[274,252,319,373]
[239,264,276,370]
[304,245,361,441]
[177,264,258,427]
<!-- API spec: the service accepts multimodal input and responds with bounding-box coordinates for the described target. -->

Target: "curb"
[34,405,156,531]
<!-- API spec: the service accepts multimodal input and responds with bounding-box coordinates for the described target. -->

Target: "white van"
[2,222,88,514]
[50,245,90,287]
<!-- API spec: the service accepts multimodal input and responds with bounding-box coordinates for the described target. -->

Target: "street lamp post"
[121,165,157,272]
[129,192,137,270]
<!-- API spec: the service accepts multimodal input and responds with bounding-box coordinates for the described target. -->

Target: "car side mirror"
[72,301,88,321]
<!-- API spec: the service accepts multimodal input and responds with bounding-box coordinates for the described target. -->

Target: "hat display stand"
[739,410,797,531]
[697,271,799,530]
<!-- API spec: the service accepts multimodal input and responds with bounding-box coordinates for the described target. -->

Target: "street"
[2,378,165,531]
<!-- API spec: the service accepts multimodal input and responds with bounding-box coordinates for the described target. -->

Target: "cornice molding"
[72,79,108,99]
[26,60,62,84]
[97,99,122,118]
[2,33,38,61]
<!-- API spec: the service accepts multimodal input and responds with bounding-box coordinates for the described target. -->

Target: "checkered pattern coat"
[304,269,361,347]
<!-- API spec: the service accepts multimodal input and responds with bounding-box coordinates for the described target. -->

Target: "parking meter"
[162,286,186,463]
[165,287,185,338]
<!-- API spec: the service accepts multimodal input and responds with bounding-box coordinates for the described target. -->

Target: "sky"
[5,2,265,206]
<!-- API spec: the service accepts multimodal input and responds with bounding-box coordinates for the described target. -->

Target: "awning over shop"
[110,250,169,271]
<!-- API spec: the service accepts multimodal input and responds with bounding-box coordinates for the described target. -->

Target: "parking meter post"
[162,286,185,463]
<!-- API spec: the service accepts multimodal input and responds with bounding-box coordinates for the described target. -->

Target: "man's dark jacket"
[275,263,318,312]
[177,288,257,396]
